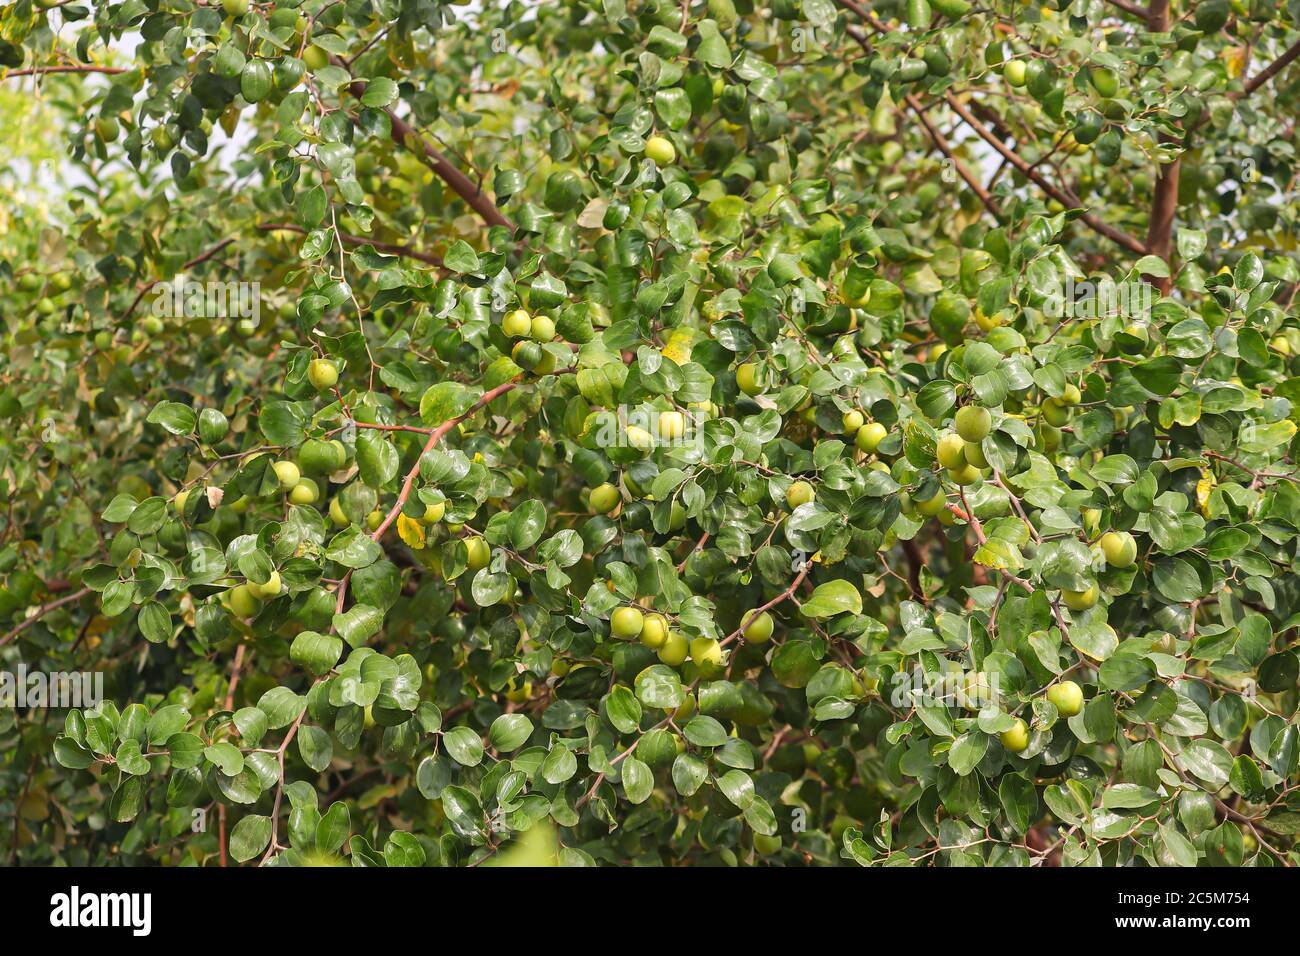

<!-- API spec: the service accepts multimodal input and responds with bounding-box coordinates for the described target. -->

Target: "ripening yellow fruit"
[645,135,676,165]
[658,630,689,667]
[1046,680,1084,717]
[689,637,723,669]
[742,610,774,644]
[465,537,491,571]
[611,606,644,639]
[658,410,685,440]
[640,613,669,649]
[502,309,532,338]
[272,460,301,490]
[589,482,621,514]
[736,363,764,396]
[1062,584,1098,611]
[855,422,887,453]
[1000,718,1030,753]
[786,481,815,508]
[936,432,967,470]
[249,570,282,599]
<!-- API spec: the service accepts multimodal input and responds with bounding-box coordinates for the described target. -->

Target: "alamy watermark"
[1042,275,1155,321]
[889,668,1002,710]
[0,663,103,709]
[50,886,151,936]
[152,275,259,322]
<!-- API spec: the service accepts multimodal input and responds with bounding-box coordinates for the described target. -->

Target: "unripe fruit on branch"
[1046,680,1084,717]
[1000,718,1029,753]
[1099,530,1137,568]
[954,405,991,442]
[611,606,644,639]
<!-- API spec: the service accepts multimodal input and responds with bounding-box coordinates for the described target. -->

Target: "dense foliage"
[2,0,1300,868]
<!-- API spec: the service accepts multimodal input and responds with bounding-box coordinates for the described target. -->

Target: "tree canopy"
[2,0,1300,867]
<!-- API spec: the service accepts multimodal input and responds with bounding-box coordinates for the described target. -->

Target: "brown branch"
[1102,0,1147,16]
[339,66,512,231]
[836,0,1146,256]
[905,94,1001,218]
[1243,38,1300,96]
[119,236,238,325]
[256,222,444,268]
[367,378,523,543]
[2,65,128,78]
[942,94,1148,256]
[1142,0,1179,291]
[720,562,812,647]
[0,587,91,647]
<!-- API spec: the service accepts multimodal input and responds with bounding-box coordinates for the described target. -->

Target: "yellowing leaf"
[397,513,425,550]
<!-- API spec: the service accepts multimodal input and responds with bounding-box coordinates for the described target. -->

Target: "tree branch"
[256,222,444,268]
[341,67,513,231]
[1103,0,1147,17]
[2,65,127,78]
[1143,0,1179,289]
[720,562,812,647]
[1243,37,1300,96]
[942,94,1148,256]
[0,587,91,648]
[836,0,1146,256]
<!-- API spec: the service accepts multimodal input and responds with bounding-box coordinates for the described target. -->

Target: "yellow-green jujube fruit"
[308,358,338,389]
[639,613,669,649]
[842,409,865,434]
[786,480,815,508]
[272,460,301,490]
[742,610,774,644]
[329,497,350,527]
[963,440,989,469]
[936,432,967,470]
[422,500,446,524]
[855,422,887,453]
[249,570,282,599]
[645,135,676,165]
[505,677,532,703]
[303,44,330,71]
[1042,398,1070,427]
[1000,717,1030,753]
[530,315,556,342]
[689,636,723,669]
[1046,680,1084,717]
[611,606,645,639]
[589,482,620,514]
[916,489,947,517]
[736,362,764,396]
[1099,530,1137,568]
[366,509,384,531]
[502,309,532,338]
[658,631,689,666]
[658,410,685,440]
[228,583,261,618]
[173,489,190,513]
[947,463,982,486]
[957,672,993,711]
[1062,584,1098,611]
[289,477,319,505]
[465,537,491,571]
[626,425,654,455]
[954,405,992,442]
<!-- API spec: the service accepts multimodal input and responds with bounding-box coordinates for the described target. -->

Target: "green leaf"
[800,580,863,619]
